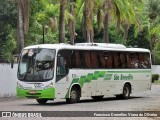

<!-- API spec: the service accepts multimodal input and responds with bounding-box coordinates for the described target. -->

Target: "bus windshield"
[18,48,56,82]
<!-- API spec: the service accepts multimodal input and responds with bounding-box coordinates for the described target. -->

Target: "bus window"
[57,50,69,76]
[131,53,139,68]
[72,51,81,68]
[119,52,127,68]
[99,52,105,68]
[113,52,119,68]
[126,53,131,68]
[139,53,151,68]
[144,53,151,68]
[67,50,71,69]
[75,51,81,68]
[85,51,91,68]
[104,52,113,68]
[139,53,144,68]
[106,52,112,68]
[91,51,98,68]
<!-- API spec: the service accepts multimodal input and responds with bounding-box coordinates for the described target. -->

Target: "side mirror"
[11,54,19,68]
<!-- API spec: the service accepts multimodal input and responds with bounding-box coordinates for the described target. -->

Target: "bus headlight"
[44,82,53,89]
[17,82,24,89]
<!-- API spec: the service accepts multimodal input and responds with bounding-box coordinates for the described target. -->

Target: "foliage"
[153,79,160,84]
[153,41,160,65]
[108,26,124,44]
[25,0,60,46]
[127,25,150,49]
[146,0,160,20]
[1,27,17,62]
[1,0,160,64]
[0,0,17,61]
[152,74,159,82]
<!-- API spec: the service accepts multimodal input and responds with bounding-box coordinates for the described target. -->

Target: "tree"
[95,0,136,43]
[59,0,67,43]
[81,0,94,43]
[103,0,112,43]
[68,0,76,45]
[154,41,160,64]
[104,0,138,44]
[17,0,30,53]
[146,0,160,50]
[145,0,160,64]
[0,0,17,62]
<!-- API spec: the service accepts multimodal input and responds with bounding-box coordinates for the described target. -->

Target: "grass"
[153,80,160,85]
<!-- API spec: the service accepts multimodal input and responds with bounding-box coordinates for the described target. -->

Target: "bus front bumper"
[16,87,55,99]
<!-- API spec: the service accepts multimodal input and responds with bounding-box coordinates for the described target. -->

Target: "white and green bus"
[17,43,152,104]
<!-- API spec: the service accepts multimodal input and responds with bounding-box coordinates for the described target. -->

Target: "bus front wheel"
[66,87,80,104]
[36,99,48,104]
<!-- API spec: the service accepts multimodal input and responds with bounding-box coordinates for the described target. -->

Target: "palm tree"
[82,0,94,43]
[59,0,67,43]
[95,0,122,43]
[146,0,160,50]
[17,0,30,53]
[68,0,76,45]
[146,0,160,64]
[75,0,121,43]
[120,0,143,43]
[96,0,103,33]
[96,0,140,43]
[102,0,113,43]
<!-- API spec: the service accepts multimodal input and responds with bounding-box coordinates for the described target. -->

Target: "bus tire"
[36,99,48,104]
[116,84,131,99]
[66,87,80,104]
[91,96,104,101]
[122,84,131,99]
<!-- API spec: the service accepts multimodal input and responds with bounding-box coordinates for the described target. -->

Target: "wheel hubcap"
[124,87,129,96]
[71,91,77,99]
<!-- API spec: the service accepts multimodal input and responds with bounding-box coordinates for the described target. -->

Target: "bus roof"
[23,43,150,53]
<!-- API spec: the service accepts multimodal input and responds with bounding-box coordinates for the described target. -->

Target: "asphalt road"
[0,84,160,120]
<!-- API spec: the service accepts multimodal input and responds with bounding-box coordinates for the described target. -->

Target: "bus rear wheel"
[116,84,131,99]
[66,87,80,104]
[36,99,48,104]
[91,96,104,101]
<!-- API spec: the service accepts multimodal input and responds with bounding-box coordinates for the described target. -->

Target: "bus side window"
[71,50,82,68]
[119,52,127,68]
[127,53,131,68]
[138,53,144,68]
[105,52,113,68]
[144,53,151,68]
[67,50,71,69]
[75,51,81,68]
[57,50,69,76]
[113,52,119,68]
[99,52,105,68]
[139,53,151,68]
[130,53,139,68]
[85,51,91,68]
[91,51,98,68]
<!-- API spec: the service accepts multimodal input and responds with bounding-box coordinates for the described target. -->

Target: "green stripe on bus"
[65,71,108,98]
[65,70,151,98]
[104,74,113,80]
[79,76,86,86]
[107,70,151,73]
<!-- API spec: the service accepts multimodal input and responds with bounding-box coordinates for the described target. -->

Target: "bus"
[16,43,152,104]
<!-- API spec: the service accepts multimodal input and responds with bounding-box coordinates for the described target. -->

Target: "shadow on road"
[22,96,146,106]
